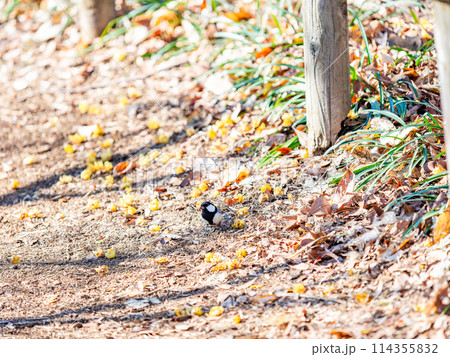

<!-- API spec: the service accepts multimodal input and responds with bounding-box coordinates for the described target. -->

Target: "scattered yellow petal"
[287,193,293,200]
[108,203,118,212]
[208,306,224,317]
[56,212,65,219]
[232,219,244,229]
[10,255,21,264]
[233,315,241,324]
[211,259,241,271]
[236,207,249,216]
[79,100,89,114]
[192,306,203,316]
[18,209,29,220]
[234,193,244,202]
[147,117,161,130]
[92,124,103,138]
[94,248,105,258]
[106,249,116,259]
[119,95,129,107]
[58,175,73,185]
[153,256,168,264]
[299,148,309,158]
[80,169,92,180]
[127,87,142,99]
[208,128,217,140]
[119,194,134,207]
[323,284,336,296]
[103,175,114,187]
[293,284,306,294]
[158,153,171,164]
[198,182,209,192]
[50,116,59,127]
[204,252,222,263]
[236,167,250,182]
[64,144,74,153]
[355,292,370,304]
[250,285,263,289]
[23,155,34,165]
[175,150,184,159]
[175,166,185,175]
[236,248,247,258]
[191,188,202,198]
[88,105,104,115]
[113,51,126,62]
[88,199,100,210]
[415,302,428,313]
[274,187,283,196]
[281,112,293,127]
[260,184,272,193]
[125,206,136,215]
[150,225,160,232]
[186,128,195,137]
[149,198,160,211]
[100,150,112,162]
[10,179,19,189]
[28,208,41,218]
[156,133,169,144]
[99,139,113,148]
[69,133,86,144]
[136,217,146,225]
[95,265,109,274]
[211,190,220,197]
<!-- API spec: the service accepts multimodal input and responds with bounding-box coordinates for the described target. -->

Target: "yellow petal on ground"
[236,207,249,216]
[99,139,113,148]
[322,284,336,296]
[208,306,224,317]
[23,155,34,165]
[186,128,195,137]
[258,193,269,203]
[94,248,105,258]
[274,187,283,196]
[108,203,118,212]
[175,166,185,175]
[232,219,244,229]
[153,256,168,263]
[10,255,21,264]
[69,133,86,144]
[95,265,109,275]
[101,150,112,162]
[64,144,74,153]
[56,212,65,219]
[191,188,202,198]
[192,306,203,316]
[88,199,100,210]
[236,248,247,258]
[211,190,220,197]
[150,225,160,232]
[260,184,272,193]
[281,112,293,127]
[88,105,104,115]
[79,100,89,114]
[198,182,209,192]
[58,175,73,185]
[156,134,169,144]
[208,128,217,140]
[127,87,142,99]
[28,208,41,218]
[118,96,129,107]
[233,315,241,324]
[234,193,244,202]
[91,124,103,138]
[105,249,116,259]
[149,198,160,211]
[18,209,29,220]
[80,168,92,180]
[158,153,171,164]
[355,292,370,304]
[147,117,161,130]
[113,51,126,62]
[125,206,136,215]
[293,284,306,294]
[10,179,19,189]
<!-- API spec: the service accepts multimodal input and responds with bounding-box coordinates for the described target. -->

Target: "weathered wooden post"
[303,0,351,154]
[433,1,450,175]
[78,0,116,42]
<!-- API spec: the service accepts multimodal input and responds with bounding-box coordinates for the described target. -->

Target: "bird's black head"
[200,201,215,212]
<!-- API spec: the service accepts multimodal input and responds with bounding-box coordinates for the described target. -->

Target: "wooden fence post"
[433,1,450,176]
[78,0,116,43]
[303,0,350,155]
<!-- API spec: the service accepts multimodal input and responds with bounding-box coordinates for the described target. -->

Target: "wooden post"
[303,0,351,155]
[78,0,116,43]
[433,1,450,175]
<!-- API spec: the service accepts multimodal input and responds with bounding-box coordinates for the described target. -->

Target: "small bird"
[200,201,224,226]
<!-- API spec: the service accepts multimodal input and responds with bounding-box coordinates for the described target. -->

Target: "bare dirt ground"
[1,2,449,339]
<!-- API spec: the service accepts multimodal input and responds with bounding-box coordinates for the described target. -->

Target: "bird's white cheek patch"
[206,205,216,213]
